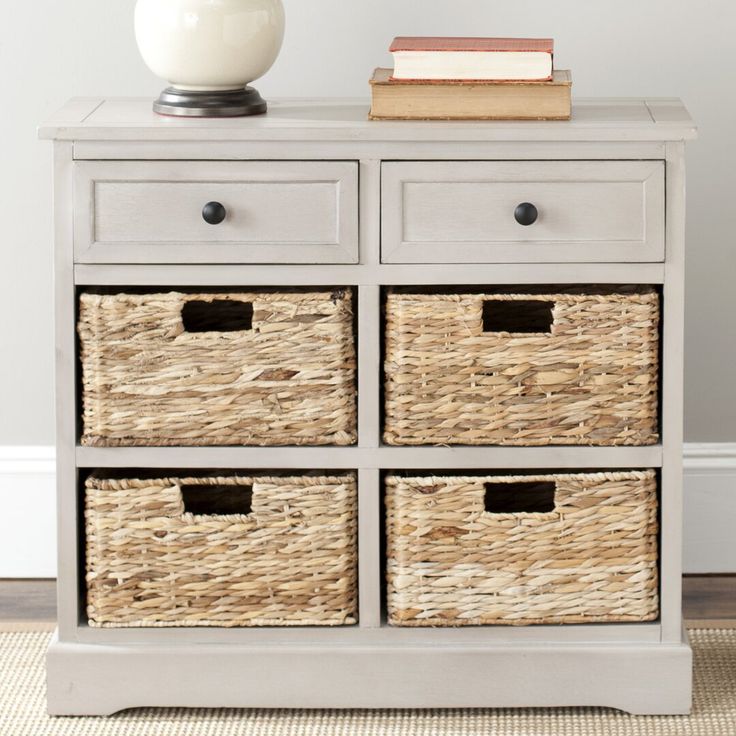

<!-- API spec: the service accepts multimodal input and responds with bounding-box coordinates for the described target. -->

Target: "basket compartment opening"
[181,483,253,516]
[483,481,556,514]
[482,300,554,334]
[181,299,254,333]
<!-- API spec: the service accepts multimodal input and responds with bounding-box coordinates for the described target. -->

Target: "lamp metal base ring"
[153,87,267,117]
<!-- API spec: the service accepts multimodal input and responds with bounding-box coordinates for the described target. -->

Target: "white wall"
[2,0,736,444]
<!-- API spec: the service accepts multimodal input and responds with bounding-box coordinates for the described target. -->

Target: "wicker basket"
[85,472,358,627]
[78,289,356,447]
[384,288,659,446]
[386,470,659,626]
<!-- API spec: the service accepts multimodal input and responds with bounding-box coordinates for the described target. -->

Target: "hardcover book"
[369,68,571,121]
[389,36,554,81]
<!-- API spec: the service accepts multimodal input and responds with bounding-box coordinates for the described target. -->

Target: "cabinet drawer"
[74,161,359,264]
[381,161,664,263]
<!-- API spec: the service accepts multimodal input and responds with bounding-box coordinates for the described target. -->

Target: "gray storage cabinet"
[40,97,696,715]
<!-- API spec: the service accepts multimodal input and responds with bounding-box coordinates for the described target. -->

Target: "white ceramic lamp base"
[135,0,285,118]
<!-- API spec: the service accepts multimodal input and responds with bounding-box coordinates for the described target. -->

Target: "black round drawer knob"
[202,201,227,225]
[514,202,538,226]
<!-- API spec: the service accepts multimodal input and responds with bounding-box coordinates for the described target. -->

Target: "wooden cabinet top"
[40,97,696,143]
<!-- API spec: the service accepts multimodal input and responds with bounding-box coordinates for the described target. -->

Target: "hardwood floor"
[1,576,734,624]
[682,575,736,622]
[0,579,56,622]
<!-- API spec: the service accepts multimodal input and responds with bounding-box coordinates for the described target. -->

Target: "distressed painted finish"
[382,160,665,263]
[38,97,696,143]
[74,160,359,264]
[41,98,695,715]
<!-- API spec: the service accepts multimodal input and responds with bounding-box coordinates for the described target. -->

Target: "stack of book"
[369,36,571,121]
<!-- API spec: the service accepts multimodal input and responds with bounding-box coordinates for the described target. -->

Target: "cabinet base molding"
[46,630,693,716]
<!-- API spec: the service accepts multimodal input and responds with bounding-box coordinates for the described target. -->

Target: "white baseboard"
[0,447,56,578]
[682,443,736,573]
[0,443,734,577]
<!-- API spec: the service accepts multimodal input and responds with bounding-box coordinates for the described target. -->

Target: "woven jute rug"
[1,628,735,736]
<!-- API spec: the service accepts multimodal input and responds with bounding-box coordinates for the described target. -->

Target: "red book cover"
[389,37,554,54]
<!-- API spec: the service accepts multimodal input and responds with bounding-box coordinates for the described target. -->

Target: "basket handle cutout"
[482,300,554,334]
[181,483,253,516]
[484,481,556,514]
[181,299,253,333]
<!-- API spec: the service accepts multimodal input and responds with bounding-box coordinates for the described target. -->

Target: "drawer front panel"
[74,161,359,263]
[382,161,664,263]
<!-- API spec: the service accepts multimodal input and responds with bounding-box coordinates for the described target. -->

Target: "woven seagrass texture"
[383,288,659,446]
[386,470,659,626]
[85,473,358,627]
[78,289,357,447]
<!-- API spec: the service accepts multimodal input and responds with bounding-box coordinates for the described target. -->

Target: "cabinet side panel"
[54,142,81,639]
[660,142,687,643]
